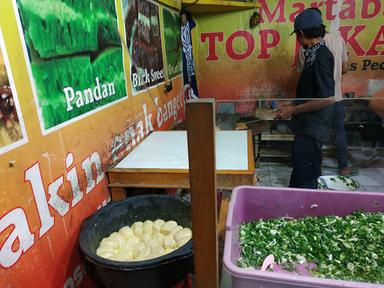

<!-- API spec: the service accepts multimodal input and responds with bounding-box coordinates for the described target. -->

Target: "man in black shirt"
[274,9,335,189]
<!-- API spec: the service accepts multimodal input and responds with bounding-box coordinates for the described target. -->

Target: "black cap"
[291,8,323,35]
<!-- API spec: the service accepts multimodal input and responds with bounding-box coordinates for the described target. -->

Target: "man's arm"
[274,48,335,120]
[274,97,334,119]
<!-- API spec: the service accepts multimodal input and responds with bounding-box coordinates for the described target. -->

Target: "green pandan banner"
[15,0,127,133]
[163,8,182,80]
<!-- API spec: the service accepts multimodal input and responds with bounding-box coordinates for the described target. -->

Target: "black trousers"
[289,135,322,189]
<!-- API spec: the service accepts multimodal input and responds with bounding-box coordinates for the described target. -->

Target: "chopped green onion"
[238,211,384,284]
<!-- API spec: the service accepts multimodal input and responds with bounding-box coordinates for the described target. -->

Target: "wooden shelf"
[182,0,260,14]
[261,134,294,141]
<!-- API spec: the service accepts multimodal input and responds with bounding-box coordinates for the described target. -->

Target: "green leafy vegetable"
[238,211,384,284]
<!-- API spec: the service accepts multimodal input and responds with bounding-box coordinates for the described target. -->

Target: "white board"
[115,130,249,170]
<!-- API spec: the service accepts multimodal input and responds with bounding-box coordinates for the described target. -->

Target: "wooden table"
[107,130,255,200]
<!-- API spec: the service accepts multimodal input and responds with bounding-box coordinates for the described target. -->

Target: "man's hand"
[274,96,334,120]
[273,105,295,120]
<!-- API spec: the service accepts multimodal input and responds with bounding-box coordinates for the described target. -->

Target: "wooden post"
[186,99,219,288]
[110,187,127,201]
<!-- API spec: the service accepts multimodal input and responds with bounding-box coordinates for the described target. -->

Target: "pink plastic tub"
[224,186,384,288]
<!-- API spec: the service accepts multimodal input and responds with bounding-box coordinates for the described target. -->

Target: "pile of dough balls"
[96,219,192,261]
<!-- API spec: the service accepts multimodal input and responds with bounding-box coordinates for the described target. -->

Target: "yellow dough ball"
[143,220,154,235]
[109,232,125,248]
[161,220,178,234]
[132,221,144,237]
[153,219,165,233]
[119,226,134,239]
